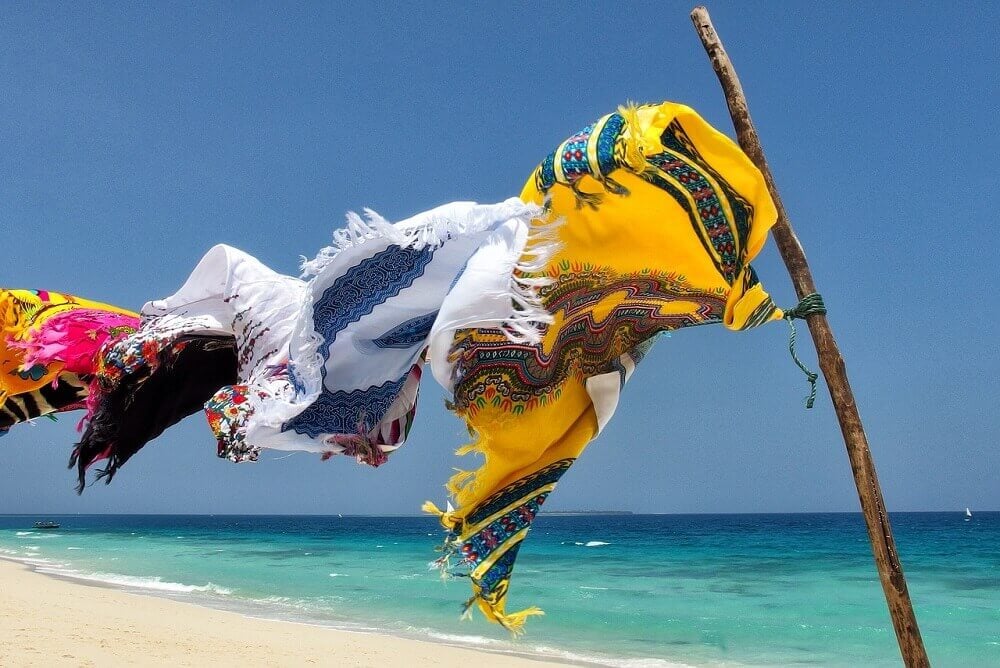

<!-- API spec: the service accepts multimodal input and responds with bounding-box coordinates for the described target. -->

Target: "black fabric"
[70,335,237,493]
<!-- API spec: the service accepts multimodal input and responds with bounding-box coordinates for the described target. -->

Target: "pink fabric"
[12,310,139,375]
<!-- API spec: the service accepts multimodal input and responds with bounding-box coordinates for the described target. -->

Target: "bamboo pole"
[689,7,929,667]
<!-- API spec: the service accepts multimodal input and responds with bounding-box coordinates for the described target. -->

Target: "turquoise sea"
[0,513,996,666]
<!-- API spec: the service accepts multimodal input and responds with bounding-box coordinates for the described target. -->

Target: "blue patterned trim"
[370,311,438,350]
[285,244,434,437]
[309,245,435,357]
[536,153,557,192]
[660,120,754,253]
[461,492,548,570]
[283,374,409,438]
[477,541,523,597]
[595,113,625,176]
[559,123,596,180]
[642,154,739,285]
[466,459,574,526]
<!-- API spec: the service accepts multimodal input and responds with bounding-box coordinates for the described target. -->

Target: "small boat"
[33,520,60,529]
[965,507,972,521]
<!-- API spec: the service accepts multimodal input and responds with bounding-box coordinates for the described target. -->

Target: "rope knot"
[783,293,826,409]
[783,292,826,320]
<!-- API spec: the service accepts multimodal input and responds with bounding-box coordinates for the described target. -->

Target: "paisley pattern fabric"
[425,101,784,632]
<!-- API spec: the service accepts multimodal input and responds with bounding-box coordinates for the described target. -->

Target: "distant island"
[540,510,634,516]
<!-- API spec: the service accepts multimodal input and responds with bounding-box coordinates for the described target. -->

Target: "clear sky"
[1,2,997,515]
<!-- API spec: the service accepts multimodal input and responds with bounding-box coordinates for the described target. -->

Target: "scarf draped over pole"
[425,101,784,632]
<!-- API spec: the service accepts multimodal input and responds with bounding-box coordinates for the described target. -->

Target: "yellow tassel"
[497,606,545,635]
[445,468,477,497]
[454,442,480,457]
[617,102,648,174]
[421,500,460,530]
[421,500,445,517]
[473,596,544,636]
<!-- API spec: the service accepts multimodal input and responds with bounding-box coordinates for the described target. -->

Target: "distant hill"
[540,510,633,516]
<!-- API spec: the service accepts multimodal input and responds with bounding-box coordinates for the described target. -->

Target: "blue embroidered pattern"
[309,246,435,353]
[284,244,434,437]
[537,153,556,192]
[660,120,754,251]
[284,374,408,438]
[595,113,626,176]
[644,150,739,284]
[533,114,629,193]
[370,311,439,350]
[465,459,573,526]
[477,542,523,597]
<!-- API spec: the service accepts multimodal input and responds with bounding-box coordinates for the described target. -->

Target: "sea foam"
[35,568,232,596]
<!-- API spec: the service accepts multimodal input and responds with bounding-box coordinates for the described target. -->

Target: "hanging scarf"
[75,200,548,486]
[0,289,138,431]
[425,101,784,632]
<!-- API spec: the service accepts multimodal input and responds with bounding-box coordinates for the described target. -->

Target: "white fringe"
[498,212,563,343]
[250,199,558,436]
[299,198,549,280]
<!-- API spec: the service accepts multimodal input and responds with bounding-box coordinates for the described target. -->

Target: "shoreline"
[0,556,588,667]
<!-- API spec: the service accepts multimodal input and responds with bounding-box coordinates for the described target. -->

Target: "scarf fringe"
[299,209,403,279]
[499,213,563,344]
[299,199,547,280]
[421,500,461,531]
[617,102,650,174]
[281,200,556,433]
[462,588,544,635]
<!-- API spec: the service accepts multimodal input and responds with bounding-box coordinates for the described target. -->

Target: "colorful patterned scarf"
[425,102,784,632]
[73,200,548,487]
[71,317,238,491]
[0,289,137,433]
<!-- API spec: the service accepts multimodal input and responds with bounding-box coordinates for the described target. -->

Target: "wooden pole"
[689,7,929,667]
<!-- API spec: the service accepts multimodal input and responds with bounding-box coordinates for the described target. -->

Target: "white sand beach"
[0,559,564,667]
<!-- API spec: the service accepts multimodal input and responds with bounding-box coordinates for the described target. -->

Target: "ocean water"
[0,513,996,667]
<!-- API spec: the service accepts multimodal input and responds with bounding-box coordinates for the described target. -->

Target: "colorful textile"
[253,199,546,459]
[0,288,137,430]
[76,200,547,488]
[425,102,783,632]
[71,242,295,487]
[71,316,238,490]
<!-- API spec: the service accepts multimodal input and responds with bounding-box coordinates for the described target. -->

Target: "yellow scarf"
[427,101,784,632]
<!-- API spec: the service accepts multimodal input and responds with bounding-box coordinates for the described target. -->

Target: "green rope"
[783,293,826,409]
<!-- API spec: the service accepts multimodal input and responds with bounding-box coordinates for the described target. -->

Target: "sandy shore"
[0,559,565,667]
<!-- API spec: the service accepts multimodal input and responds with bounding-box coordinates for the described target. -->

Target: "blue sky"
[1,2,997,514]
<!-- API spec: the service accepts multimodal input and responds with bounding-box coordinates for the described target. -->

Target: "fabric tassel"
[421,500,461,531]
[491,604,545,636]
[466,583,544,635]
[617,102,650,174]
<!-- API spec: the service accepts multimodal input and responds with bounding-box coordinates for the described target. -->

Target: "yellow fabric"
[0,289,133,405]
[430,102,784,632]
